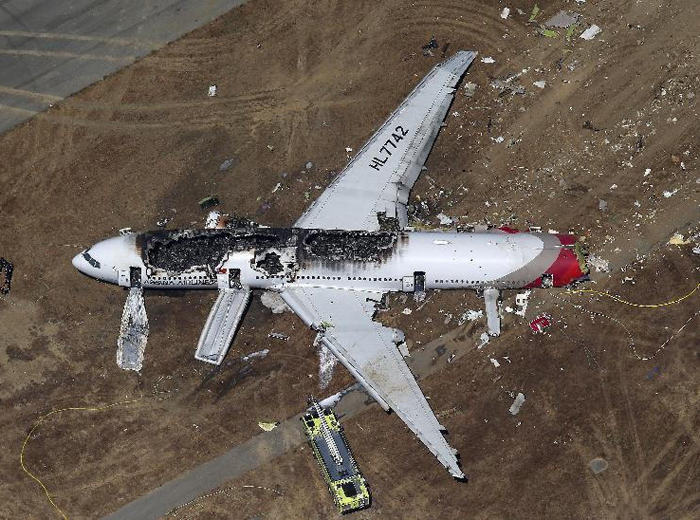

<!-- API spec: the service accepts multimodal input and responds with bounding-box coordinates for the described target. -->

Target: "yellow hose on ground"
[567,282,699,308]
[20,399,139,519]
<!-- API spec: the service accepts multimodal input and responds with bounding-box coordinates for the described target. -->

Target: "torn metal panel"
[117,287,149,371]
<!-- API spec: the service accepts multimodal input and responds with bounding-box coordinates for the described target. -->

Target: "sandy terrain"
[1,0,698,518]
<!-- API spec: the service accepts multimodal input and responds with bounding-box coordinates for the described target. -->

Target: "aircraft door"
[130,267,142,288]
[403,271,426,293]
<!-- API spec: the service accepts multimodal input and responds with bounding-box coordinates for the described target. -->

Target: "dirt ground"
[1,0,698,518]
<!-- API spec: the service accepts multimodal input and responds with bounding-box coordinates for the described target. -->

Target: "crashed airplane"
[73,51,589,480]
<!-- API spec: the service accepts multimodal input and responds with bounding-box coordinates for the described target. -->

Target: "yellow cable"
[20,399,139,519]
[567,282,699,308]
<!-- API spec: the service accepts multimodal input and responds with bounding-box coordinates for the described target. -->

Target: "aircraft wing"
[280,286,465,479]
[294,50,477,231]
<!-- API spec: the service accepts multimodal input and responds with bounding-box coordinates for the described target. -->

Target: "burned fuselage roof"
[138,228,400,274]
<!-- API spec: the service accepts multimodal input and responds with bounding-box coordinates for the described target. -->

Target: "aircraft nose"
[72,251,87,272]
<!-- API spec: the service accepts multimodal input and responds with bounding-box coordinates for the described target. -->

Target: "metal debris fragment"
[116,287,149,371]
[208,85,217,97]
[509,393,526,415]
[598,199,608,211]
[481,57,495,64]
[668,233,690,245]
[478,332,490,348]
[463,82,478,97]
[500,7,510,19]
[529,313,553,333]
[268,332,289,341]
[437,212,454,225]
[258,421,279,432]
[242,349,269,362]
[587,254,610,272]
[0,258,13,295]
[533,80,546,89]
[580,24,601,40]
[318,344,338,390]
[515,291,531,317]
[219,158,235,171]
[490,358,500,368]
[198,196,220,210]
[545,11,581,28]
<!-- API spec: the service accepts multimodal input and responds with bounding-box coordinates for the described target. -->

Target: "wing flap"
[281,286,464,478]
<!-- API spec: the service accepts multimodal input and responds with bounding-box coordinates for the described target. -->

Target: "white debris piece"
[208,85,217,97]
[501,7,510,19]
[402,307,413,315]
[478,332,490,349]
[243,349,269,361]
[398,343,410,357]
[345,147,353,153]
[663,188,679,198]
[644,168,652,177]
[437,212,454,225]
[258,421,279,432]
[515,291,531,317]
[610,183,618,190]
[272,182,282,193]
[205,211,221,229]
[463,82,478,97]
[116,287,149,371]
[509,393,526,415]
[260,291,291,314]
[580,24,601,40]
[268,332,289,341]
[481,57,495,64]
[318,344,338,390]
[492,136,505,143]
[490,358,501,368]
[587,254,610,272]
[463,309,483,322]
[668,233,690,245]
[533,80,546,89]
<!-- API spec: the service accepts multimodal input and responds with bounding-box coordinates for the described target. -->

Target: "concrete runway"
[0,0,246,134]
[103,324,477,519]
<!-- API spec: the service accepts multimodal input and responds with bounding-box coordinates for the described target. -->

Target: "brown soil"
[1,0,698,518]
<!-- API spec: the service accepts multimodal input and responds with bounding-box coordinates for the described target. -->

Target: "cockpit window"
[82,250,100,269]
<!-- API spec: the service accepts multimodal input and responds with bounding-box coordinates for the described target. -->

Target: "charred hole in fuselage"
[141,230,282,273]
[303,230,397,262]
[255,251,284,274]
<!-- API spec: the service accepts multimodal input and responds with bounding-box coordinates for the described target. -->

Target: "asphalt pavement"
[0,0,246,134]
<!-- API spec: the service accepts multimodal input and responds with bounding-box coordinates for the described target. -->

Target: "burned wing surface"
[295,50,477,231]
[281,287,465,479]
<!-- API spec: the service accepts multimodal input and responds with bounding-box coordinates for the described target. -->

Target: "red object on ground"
[529,314,553,333]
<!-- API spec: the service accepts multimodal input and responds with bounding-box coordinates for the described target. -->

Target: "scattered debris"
[492,136,505,143]
[437,212,454,225]
[533,80,546,89]
[208,85,217,97]
[198,196,220,210]
[261,292,291,314]
[402,307,413,315]
[588,457,609,474]
[587,254,610,272]
[156,217,172,228]
[491,79,526,96]
[205,211,222,229]
[305,161,314,170]
[540,29,559,38]
[481,57,495,64]
[490,358,501,368]
[478,332,490,348]
[422,36,438,56]
[528,4,540,23]
[515,291,531,317]
[545,11,581,28]
[463,82,478,97]
[272,182,282,193]
[500,7,510,19]
[345,147,353,153]
[219,158,235,171]
[509,393,526,415]
[529,314,553,334]
[580,24,602,40]
[459,309,483,324]
[268,332,289,341]
[0,257,13,295]
[258,421,279,432]
[598,199,608,211]
[668,233,690,245]
[663,188,679,198]
[242,349,269,362]
[116,287,149,371]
